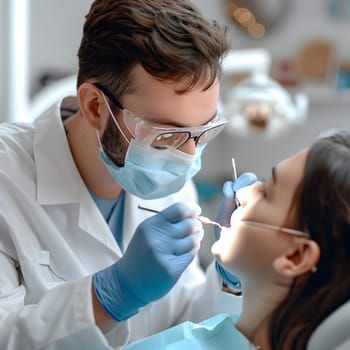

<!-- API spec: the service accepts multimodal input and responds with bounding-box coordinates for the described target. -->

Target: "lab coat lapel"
[78,180,122,257]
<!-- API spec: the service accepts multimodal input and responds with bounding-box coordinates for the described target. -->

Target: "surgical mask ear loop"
[95,129,104,151]
[100,91,130,143]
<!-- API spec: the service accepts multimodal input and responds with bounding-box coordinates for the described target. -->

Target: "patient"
[125,129,350,350]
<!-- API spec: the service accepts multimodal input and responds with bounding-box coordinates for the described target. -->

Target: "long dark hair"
[269,130,350,349]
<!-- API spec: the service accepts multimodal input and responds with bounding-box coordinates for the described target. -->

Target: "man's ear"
[77,82,107,129]
[273,239,320,277]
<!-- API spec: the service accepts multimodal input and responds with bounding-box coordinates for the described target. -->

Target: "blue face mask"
[97,132,206,199]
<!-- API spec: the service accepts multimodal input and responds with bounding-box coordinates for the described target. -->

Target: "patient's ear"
[273,239,320,277]
[77,82,107,129]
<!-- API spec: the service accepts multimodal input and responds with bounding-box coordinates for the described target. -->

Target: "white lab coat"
[0,101,241,349]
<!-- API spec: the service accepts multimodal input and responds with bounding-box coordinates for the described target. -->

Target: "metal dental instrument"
[232,157,240,208]
[137,205,160,214]
[232,157,237,181]
[137,205,223,229]
[196,215,223,229]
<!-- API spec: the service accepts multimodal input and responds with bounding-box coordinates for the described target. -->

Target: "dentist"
[0,0,254,349]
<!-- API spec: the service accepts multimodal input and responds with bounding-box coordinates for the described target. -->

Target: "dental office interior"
[1,0,350,269]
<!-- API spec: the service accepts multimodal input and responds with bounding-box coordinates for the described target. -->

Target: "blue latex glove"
[93,201,203,321]
[215,173,258,291]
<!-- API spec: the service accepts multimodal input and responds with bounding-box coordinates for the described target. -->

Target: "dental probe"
[137,205,223,229]
[232,157,240,208]
[232,157,237,181]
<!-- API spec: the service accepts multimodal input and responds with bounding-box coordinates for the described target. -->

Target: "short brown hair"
[77,0,227,96]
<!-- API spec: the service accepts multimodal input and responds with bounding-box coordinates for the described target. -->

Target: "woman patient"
[125,129,350,350]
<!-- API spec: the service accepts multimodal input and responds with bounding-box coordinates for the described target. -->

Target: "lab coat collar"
[33,99,120,255]
[34,99,81,205]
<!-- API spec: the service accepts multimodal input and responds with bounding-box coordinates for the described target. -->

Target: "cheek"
[211,224,279,276]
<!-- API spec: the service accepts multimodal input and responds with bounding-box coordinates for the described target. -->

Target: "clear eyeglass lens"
[198,124,225,144]
[151,132,189,149]
[197,131,209,144]
[150,124,226,149]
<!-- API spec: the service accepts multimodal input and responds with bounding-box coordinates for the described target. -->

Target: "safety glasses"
[94,82,227,150]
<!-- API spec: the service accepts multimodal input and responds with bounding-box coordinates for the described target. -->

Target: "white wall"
[29,0,92,95]
[0,0,92,122]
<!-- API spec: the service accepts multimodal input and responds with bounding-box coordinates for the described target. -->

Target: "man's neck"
[63,111,123,199]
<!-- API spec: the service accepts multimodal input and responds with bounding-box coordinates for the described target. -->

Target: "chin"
[211,243,231,266]
[210,240,221,258]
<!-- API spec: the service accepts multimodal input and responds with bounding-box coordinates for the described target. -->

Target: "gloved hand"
[214,173,258,291]
[93,201,204,321]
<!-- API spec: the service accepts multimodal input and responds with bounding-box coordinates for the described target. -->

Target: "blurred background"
[1,0,350,267]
